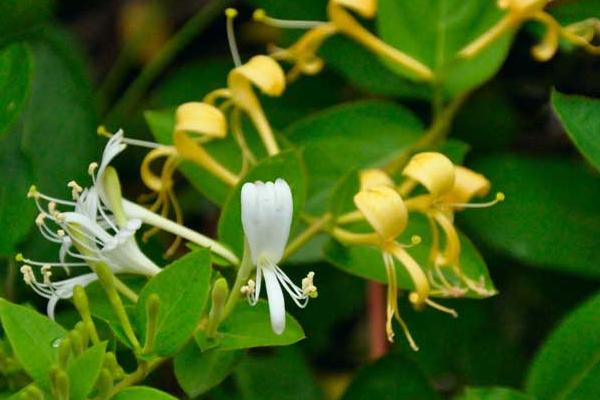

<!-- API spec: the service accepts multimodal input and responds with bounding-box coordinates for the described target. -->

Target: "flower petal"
[262,264,286,335]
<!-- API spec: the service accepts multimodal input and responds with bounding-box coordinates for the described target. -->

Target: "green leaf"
[552,90,600,172]
[0,43,32,137]
[548,0,600,25]
[461,154,600,278]
[0,31,98,254]
[0,0,53,47]
[319,35,431,99]
[377,0,513,95]
[234,347,321,400]
[0,124,35,255]
[174,342,243,397]
[135,249,213,357]
[285,100,423,213]
[526,290,600,400]
[341,354,440,400]
[67,342,107,400]
[455,387,534,400]
[324,213,496,298]
[217,150,307,257]
[0,299,67,390]
[112,386,178,400]
[195,300,305,351]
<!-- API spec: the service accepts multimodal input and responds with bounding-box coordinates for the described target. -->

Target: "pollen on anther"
[35,213,46,226]
[88,162,99,176]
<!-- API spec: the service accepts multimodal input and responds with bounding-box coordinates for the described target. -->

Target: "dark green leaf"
[341,354,440,400]
[67,342,107,400]
[135,249,213,357]
[234,347,321,400]
[548,0,600,25]
[0,0,53,47]
[552,90,600,172]
[455,387,534,400]
[174,342,242,397]
[526,290,600,400]
[195,300,305,351]
[112,386,178,400]
[377,0,513,95]
[320,35,431,99]
[0,299,67,390]
[461,154,600,278]
[285,100,423,213]
[0,43,32,137]
[217,150,307,257]
[324,213,496,298]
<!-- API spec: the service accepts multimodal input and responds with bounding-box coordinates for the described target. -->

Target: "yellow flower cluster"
[333,152,504,349]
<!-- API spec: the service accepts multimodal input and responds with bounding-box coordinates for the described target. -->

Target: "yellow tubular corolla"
[327,0,433,81]
[227,55,286,156]
[173,131,239,187]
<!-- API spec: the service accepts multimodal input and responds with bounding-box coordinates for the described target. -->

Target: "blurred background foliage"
[0,0,599,399]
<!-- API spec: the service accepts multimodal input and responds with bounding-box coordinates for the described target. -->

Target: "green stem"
[384,91,470,174]
[223,242,254,318]
[110,358,166,396]
[105,0,233,123]
[283,213,332,260]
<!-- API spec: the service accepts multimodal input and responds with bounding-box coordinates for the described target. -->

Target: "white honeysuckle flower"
[20,130,161,318]
[241,178,317,335]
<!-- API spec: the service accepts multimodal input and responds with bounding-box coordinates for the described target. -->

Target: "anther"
[301,271,318,298]
[88,162,98,176]
[27,185,39,199]
[36,213,46,226]
[68,181,83,200]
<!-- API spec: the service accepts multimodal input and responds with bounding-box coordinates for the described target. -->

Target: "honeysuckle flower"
[460,0,599,61]
[20,132,161,318]
[351,184,428,349]
[402,152,503,296]
[253,0,433,82]
[200,10,285,157]
[240,179,316,335]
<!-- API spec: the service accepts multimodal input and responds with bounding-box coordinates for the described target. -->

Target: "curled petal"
[443,166,491,206]
[354,186,407,241]
[403,152,455,197]
[228,55,286,98]
[531,17,560,61]
[359,168,395,191]
[175,102,227,138]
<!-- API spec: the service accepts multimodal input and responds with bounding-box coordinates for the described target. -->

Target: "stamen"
[120,137,164,149]
[448,192,505,209]
[253,8,325,29]
[88,162,98,176]
[41,265,53,285]
[35,213,46,226]
[68,181,84,200]
[301,271,318,298]
[225,8,242,67]
[400,235,422,248]
[20,265,34,285]
[423,296,458,318]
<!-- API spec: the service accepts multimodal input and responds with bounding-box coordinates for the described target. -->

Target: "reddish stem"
[367,281,388,360]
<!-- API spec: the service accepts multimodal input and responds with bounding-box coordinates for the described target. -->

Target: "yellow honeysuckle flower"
[204,54,285,156]
[402,153,503,296]
[461,0,599,61]
[253,0,433,82]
